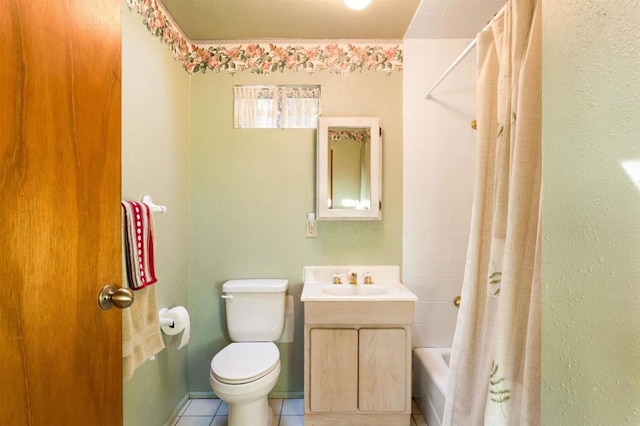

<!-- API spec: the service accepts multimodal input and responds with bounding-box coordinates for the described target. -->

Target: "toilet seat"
[211,342,280,385]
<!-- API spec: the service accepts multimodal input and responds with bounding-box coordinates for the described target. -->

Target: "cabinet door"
[358,328,407,412]
[309,328,358,412]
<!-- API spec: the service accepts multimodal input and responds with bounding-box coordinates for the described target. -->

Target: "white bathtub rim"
[414,347,450,397]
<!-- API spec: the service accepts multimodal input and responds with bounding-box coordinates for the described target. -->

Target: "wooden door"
[1,1,123,424]
[309,328,358,413]
[359,328,407,412]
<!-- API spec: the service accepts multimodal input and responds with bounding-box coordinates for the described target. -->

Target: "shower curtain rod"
[424,5,506,99]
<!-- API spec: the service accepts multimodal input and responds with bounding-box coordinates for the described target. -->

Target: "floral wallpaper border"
[329,128,371,143]
[126,0,403,75]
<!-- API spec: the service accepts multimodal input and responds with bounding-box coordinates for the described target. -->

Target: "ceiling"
[159,0,507,42]
[406,0,506,39]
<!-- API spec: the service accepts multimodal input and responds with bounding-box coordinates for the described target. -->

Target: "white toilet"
[210,279,288,426]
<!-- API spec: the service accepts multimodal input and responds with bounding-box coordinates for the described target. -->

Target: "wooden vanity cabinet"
[309,328,358,413]
[303,301,414,426]
[358,328,407,412]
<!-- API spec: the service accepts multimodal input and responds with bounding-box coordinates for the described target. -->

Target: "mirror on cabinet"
[317,117,382,220]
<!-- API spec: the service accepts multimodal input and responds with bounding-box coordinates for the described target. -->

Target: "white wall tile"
[424,164,451,186]
[449,111,476,134]
[404,92,429,115]
[404,232,427,256]
[411,324,457,348]
[404,209,428,233]
[450,208,472,232]
[404,163,430,185]
[414,301,459,325]
[404,186,429,209]
[450,141,473,164]
[424,209,450,232]
[404,256,427,279]
[449,185,474,209]
[424,187,452,209]
[449,256,468,279]
[424,232,450,256]
[424,256,450,280]
[425,116,456,141]
[448,232,470,256]
[448,163,473,188]
[404,141,429,163]
[403,39,475,348]
[404,278,463,301]
[425,142,450,164]
[413,301,430,323]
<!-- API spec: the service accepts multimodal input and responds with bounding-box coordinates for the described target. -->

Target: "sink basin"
[300,266,418,302]
[322,285,389,296]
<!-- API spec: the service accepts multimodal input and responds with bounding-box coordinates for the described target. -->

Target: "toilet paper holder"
[159,317,174,328]
[158,306,191,350]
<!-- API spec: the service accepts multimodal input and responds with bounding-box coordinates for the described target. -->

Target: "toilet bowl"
[210,342,281,426]
[210,279,288,426]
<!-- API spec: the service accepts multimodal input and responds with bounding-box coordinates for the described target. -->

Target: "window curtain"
[233,86,278,128]
[233,86,320,128]
[442,0,541,424]
[279,86,320,128]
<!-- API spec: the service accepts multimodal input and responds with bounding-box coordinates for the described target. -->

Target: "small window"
[233,85,320,129]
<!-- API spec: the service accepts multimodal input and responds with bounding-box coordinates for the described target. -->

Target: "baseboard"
[188,390,305,399]
[163,393,190,426]
[189,391,216,399]
[269,391,304,399]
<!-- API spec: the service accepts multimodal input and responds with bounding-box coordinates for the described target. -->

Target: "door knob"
[98,284,134,310]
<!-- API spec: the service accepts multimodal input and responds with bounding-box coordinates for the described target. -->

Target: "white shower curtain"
[443,0,541,425]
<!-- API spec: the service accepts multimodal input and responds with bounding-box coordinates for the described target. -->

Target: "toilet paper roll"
[159,306,190,349]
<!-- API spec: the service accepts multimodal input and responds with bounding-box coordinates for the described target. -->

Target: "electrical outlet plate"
[306,213,317,238]
[306,220,317,238]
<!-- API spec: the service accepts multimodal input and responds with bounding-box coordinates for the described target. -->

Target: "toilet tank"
[223,279,288,342]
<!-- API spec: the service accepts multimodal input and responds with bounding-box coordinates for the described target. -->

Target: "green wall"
[122,5,191,425]
[187,70,403,394]
[542,1,640,424]
[122,0,640,419]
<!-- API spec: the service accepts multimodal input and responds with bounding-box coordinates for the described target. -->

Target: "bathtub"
[413,348,450,426]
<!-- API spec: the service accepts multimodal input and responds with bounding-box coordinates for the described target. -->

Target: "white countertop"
[300,265,417,302]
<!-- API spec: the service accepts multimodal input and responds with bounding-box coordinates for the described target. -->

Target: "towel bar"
[141,195,167,214]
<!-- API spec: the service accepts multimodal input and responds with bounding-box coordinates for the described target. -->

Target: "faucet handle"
[332,273,343,285]
[363,272,374,285]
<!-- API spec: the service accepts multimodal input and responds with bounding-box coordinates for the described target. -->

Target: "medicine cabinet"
[316,117,382,220]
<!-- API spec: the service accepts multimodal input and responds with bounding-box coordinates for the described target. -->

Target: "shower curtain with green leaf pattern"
[442,0,541,424]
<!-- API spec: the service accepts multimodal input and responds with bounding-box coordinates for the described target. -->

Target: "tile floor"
[172,398,428,426]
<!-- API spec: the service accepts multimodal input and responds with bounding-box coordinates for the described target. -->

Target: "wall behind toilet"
[187,70,403,395]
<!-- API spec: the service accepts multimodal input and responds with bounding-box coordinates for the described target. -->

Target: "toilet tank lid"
[223,279,288,293]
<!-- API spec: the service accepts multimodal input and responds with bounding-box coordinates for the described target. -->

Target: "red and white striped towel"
[121,200,158,290]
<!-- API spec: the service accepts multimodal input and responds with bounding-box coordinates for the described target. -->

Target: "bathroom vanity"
[301,266,417,426]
